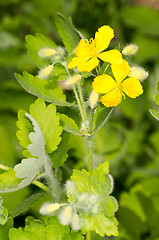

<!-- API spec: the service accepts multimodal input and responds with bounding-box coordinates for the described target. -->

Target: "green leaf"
[50,131,70,168]
[25,33,57,68]
[9,216,84,240]
[29,98,63,154]
[0,169,21,193]
[15,72,73,106]
[0,217,13,240]
[17,98,63,155]
[58,113,80,135]
[10,192,46,218]
[81,213,118,237]
[56,13,80,53]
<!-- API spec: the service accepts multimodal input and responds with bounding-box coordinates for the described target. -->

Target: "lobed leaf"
[15,72,73,106]
[9,216,84,240]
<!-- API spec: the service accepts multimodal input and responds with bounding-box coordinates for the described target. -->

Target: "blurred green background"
[0,0,159,239]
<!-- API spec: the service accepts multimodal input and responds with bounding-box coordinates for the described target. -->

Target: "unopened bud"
[89,90,99,109]
[38,64,53,79]
[129,66,148,81]
[65,75,81,86]
[59,206,72,225]
[39,48,56,58]
[122,44,138,56]
[40,202,61,215]
[71,213,81,230]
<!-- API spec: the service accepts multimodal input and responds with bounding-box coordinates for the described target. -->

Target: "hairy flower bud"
[89,90,99,109]
[71,213,81,230]
[40,202,61,215]
[122,44,138,56]
[38,65,53,79]
[65,75,82,87]
[65,180,76,195]
[38,48,56,58]
[129,66,149,81]
[59,206,73,225]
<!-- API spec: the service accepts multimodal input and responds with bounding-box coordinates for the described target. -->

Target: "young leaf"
[58,113,80,135]
[50,131,70,168]
[14,158,40,187]
[56,13,80,53]
[53,62,68,81]
[81,213,118,237]
[68,161,119,237]
[15,72,73,106]
[25,33,57,68]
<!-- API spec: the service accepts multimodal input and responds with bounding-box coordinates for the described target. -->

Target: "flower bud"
[65,75,82,87]
[122,44,138,56]
[38,64,53,79]
[129,66,148,81]
[40,202,61,215]
[38,48,56,58]
[89,90,99,109]
[59,206,72,225]
[71,213,81,230]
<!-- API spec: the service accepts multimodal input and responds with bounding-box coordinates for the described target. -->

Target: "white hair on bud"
[40,202,61,215]
[71,213,81,230]
[58,206,73,226]
[122,43,138,56]
[38,65,53,79]
[65,180,76,195]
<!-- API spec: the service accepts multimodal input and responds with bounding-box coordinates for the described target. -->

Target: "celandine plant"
[0,14,148,240]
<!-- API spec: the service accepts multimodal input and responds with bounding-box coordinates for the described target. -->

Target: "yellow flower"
[68,25,123,72]
[92,60,143,107]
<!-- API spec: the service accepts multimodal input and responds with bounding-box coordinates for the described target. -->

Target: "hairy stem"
[73,85,87,125]
[77,82,87,121]
[43,155,62,202]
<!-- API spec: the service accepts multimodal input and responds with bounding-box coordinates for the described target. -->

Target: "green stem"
[77,82,87,121]
[32,180,50,192]
[87,135,93,174]
[86,231,91,240]
[43,155,61,202]
[73,85,87,125]
[0,164,9,171]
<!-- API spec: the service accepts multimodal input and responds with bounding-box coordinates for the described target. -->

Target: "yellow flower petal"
[92,74,117,93]
[77,57,99,72]
[100,87,122,107]
[68,56,90,69]
[121,77,143,98]
[95,25,114,53]
[98,49,123,65]
[76,39,92,57]
[111,60,130,83]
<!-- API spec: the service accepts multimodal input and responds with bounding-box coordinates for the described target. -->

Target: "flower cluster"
[68,25,148,107]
